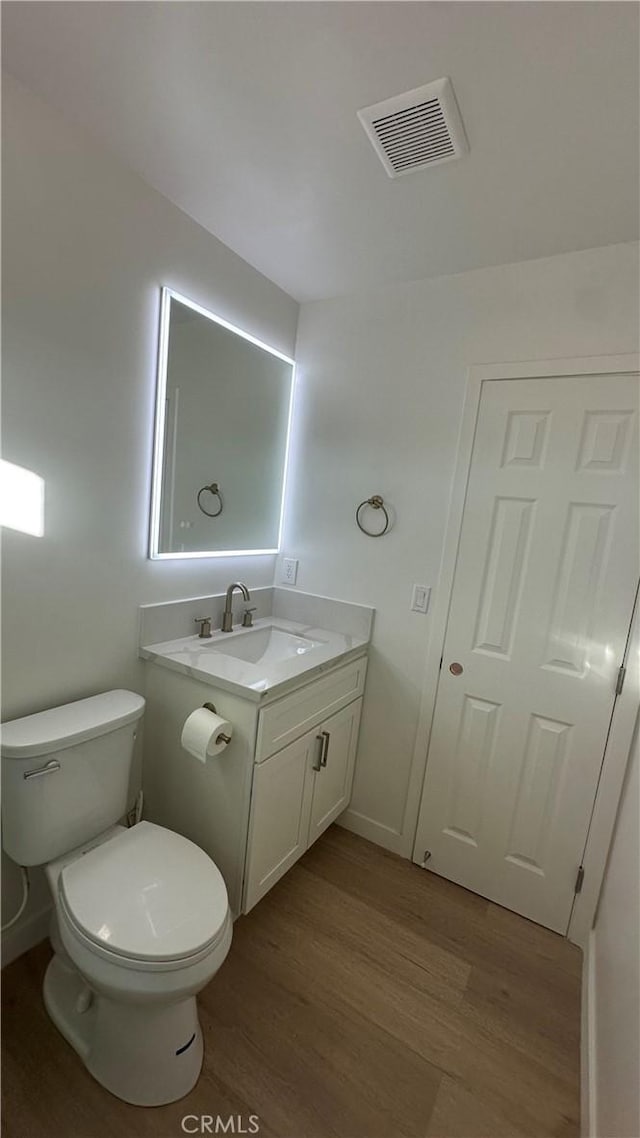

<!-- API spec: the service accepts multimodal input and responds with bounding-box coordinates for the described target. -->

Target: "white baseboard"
[1,903,51,968]
[337,809,406,855]
[581,930,597,1138]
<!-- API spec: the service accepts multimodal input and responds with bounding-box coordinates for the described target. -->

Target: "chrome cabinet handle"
[312,735,324,771]
[320,731,330,767]
[24,759,61,781]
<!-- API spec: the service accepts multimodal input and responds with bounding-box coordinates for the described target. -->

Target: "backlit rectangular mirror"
[149,288,295,558]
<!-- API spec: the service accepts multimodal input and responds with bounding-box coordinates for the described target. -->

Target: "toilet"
[1,689,232,1107]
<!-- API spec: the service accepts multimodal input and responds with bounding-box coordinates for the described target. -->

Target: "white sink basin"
[209,626,326,665]
[140,615,368,700]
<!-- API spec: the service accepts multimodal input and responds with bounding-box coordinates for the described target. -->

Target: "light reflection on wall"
[0,460,45,537]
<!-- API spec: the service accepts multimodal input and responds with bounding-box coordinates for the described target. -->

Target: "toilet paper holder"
[202,702,232,746]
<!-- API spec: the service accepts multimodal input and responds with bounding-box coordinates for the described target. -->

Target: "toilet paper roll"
[181,707,233,763]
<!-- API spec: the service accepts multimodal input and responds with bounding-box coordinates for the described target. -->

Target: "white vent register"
[358,77,468,178]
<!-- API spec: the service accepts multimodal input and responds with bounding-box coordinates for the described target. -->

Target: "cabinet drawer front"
[256,656,367,761]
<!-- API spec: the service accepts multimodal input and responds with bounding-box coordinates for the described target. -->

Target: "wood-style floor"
[2,826,582,1138]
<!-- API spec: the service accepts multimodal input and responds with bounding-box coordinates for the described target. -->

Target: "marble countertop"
[140,616,369,703]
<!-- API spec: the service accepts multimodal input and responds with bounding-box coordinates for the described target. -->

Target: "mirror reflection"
[150,289,294,558]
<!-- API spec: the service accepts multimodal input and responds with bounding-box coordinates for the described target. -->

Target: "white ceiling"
[3,2,638,302]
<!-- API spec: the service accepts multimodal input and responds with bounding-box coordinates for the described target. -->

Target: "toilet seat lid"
[59,822,229,962]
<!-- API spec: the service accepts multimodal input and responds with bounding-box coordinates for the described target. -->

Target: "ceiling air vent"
[357,77,468,179]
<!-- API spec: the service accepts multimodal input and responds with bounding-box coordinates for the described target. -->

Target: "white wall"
[1,74,298,950]
[284,240,640,854]
[590,724,639,1137]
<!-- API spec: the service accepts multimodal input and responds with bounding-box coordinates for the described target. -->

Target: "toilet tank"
[1,690,145,866]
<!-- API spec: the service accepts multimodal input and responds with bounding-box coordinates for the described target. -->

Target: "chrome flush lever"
[24,759,61,781]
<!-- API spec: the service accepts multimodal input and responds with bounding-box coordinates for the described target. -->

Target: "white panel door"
[414,374,639,932]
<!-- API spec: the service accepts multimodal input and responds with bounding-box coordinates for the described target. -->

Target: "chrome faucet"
[221,582,251,632]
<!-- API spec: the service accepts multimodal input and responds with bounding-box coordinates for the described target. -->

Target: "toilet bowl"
[1,691,233,1106]
[43,821,232,1105]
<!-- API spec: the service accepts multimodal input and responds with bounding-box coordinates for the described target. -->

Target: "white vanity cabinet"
[142,650,367,916]
[243,697,363,911]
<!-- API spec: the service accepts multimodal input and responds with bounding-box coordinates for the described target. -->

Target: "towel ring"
[356,495,390,537]
[197,482,223,517]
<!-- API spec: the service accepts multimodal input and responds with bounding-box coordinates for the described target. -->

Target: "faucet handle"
[194,616,213,639]
[242,608,257,628]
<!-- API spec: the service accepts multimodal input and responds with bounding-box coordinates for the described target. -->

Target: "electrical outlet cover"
[282,557,298,585]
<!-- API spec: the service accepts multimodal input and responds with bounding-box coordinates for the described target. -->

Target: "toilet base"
[43,954,204,1106]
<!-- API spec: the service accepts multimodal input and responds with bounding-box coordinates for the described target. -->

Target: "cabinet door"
[243,730,320,912]
[308,699,362,846]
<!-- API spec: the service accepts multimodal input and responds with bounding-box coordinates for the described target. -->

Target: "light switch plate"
[411,584,431,613]
[282,557,299,585]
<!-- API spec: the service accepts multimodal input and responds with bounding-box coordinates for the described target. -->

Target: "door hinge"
[615,665,626,696]
[439,656,443,670]
[575,865,585,894]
